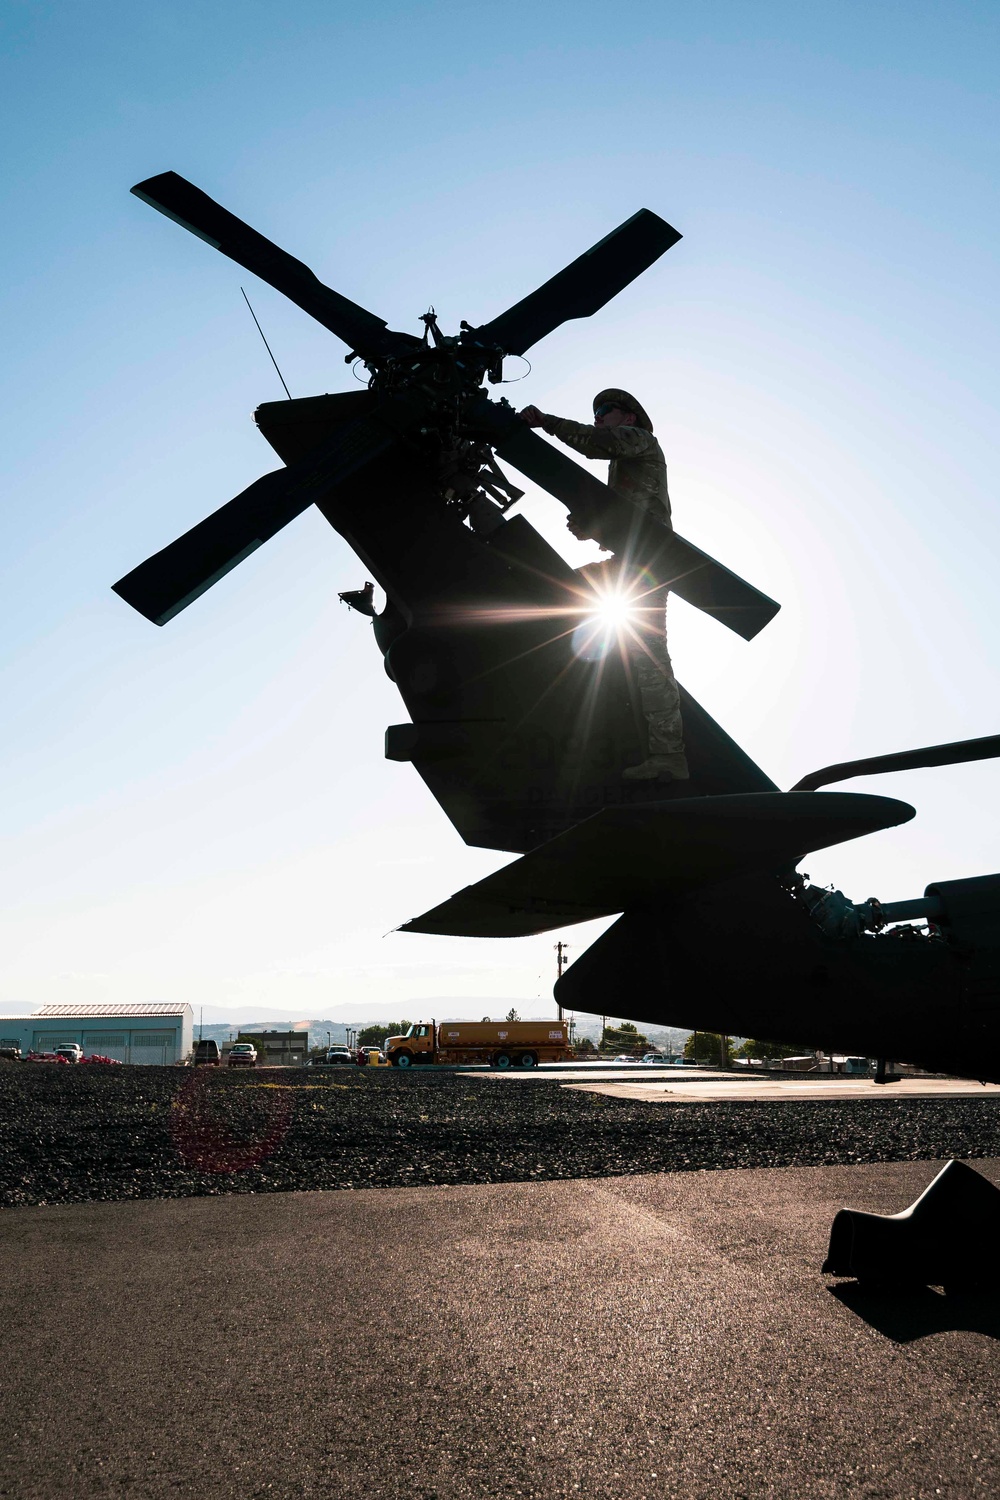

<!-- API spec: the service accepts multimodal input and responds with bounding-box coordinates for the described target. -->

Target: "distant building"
[0,1003,193,1064]
[239,1029,309,1067]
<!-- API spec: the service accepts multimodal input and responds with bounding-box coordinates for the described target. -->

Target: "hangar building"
[0,1003,194,1064]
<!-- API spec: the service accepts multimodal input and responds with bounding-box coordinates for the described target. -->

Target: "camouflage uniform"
[540,418,670,529]
[539,391,687,777]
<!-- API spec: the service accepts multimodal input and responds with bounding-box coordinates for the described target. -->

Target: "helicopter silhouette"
[117,173,1000,1081]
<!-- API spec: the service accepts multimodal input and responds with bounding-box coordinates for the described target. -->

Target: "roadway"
[3,1160,999,1497]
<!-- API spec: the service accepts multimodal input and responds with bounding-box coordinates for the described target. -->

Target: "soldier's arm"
[541,417,657,460]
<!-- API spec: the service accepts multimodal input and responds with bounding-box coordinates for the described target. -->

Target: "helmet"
[593,388,653,433]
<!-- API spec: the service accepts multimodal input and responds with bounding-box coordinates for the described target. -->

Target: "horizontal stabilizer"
[401,791,915,937]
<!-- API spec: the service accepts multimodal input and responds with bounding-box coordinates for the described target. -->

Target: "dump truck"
[384,1020,574,1069]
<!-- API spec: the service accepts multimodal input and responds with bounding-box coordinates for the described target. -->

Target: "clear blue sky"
[1,1,997,1020]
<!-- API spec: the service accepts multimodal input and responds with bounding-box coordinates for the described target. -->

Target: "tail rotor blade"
[472,209,681,357]
[114,399,420,625]
[131,172,419,361]
[494,424,780,642]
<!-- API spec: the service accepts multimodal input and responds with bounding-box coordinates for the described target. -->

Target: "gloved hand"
[566,512,595,541]
[519,405,547,428]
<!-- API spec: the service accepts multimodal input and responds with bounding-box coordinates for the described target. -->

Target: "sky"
[1,1,997,1022]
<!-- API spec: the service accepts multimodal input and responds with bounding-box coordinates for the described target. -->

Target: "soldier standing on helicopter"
[519,389,688,783]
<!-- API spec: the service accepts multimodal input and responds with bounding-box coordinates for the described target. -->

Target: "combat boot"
[622,753,690,783]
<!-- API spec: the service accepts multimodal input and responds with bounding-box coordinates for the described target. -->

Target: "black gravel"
[3,1062,1000,1208]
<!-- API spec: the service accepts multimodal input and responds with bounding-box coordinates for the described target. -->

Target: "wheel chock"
[822,1160,1000,1288]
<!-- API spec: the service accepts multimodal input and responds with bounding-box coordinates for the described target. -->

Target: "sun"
[571,588,640,660]
[593,591,638,629]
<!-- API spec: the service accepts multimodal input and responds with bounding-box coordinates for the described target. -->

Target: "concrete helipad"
[567,1076,1000,1103]
[3,1161,1000,1498]
[469,1064,727,1084]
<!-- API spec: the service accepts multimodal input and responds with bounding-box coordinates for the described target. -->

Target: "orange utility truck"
[385,1020,573,1070]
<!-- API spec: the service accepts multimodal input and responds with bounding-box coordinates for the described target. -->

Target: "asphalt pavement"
[3,1160,1000,1498]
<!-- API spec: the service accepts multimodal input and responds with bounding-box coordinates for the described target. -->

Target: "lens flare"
[572,588,639,660]
[595,592,637,629]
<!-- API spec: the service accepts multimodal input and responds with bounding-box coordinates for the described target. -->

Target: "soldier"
[519,389,688,783]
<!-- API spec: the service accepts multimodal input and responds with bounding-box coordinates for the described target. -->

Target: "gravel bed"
[2,1062,1000,1209]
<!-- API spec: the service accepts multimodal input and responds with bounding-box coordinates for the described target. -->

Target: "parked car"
[193,1039,222,1066]
[355,1046,384,1066]
[227,1042,257,1068]
[324,1046,354,1066]
[640,1052,667,1065]
[0,1045,22,1061]
[54,1044,83,1064]
[613,1054,639,1064]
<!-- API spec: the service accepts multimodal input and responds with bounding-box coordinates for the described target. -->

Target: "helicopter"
[116,173,1000,1082]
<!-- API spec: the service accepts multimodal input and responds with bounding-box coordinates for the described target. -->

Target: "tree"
[506,1008,521,1023]
[357,1022,411,1049]
[574,1035,598,1056]
[735,1038,803,1060]
[601,1021,649,1055]
[683,1031,735,1065]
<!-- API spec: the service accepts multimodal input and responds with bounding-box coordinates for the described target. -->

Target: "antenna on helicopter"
[240,287,292,400]
[419,308,443,346]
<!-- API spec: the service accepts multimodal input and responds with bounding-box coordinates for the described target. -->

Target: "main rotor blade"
[131,172,419,361]
[494,424,780,642]
[473,209,681,357]
[113,397,423,625]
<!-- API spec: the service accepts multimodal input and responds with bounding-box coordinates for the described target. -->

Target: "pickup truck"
[322,1046,354,1066]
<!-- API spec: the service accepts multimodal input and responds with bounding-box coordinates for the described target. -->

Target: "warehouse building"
[219,1030,309,1065]
[237,1029,309,1066]
[0,1003,193,1064]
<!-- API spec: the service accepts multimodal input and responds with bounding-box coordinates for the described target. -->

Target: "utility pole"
[554,941,569,1022]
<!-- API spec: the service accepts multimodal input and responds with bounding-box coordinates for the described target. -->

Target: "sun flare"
[571,588,641,660]
[593,593,637,629]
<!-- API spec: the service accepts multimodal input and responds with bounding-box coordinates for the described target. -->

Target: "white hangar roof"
[32,1003,192,1018]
